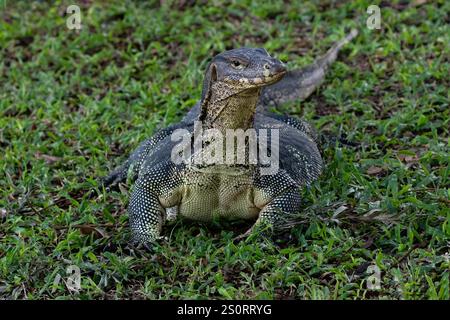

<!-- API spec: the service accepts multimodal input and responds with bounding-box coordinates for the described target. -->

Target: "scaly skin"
[103,30,358,245]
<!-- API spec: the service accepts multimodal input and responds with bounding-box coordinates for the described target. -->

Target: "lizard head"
[201,47,286,100]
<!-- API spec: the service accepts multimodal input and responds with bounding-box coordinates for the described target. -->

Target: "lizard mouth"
[232,65,287,88]
[258,62,287,85]
[249,70,286,86]
[242,69,287,87]
[264,69,287,83]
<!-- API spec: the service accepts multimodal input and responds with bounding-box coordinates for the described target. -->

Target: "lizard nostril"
[263,63,271,70]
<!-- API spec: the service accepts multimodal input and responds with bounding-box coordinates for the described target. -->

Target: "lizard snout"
[263,59,286,77]
[262,58,286,82]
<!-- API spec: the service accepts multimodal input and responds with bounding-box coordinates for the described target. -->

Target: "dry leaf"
[367,166,384,175]
[0,208,7,220]
[118,183,128,195]
[363,237,374,249]
[333,205,348,217]
[75,224,108,238]
[398,154,420,163]
[35,152,62,164]
[412,0,428,6]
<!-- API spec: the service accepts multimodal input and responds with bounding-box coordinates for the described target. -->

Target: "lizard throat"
[201,84,261,132]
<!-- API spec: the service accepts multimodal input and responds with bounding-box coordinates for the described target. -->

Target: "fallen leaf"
[118,183,128,195]
[332,205,348,217]
[398,154,420,163]
[365,208,383,216]
[35,152,62,164]
[75,224,108,238]
[0,208,7,220]
[363,237,374,249]
[367,166,384,175]
[199,257,208,266]
[412,0,428,6]
[355,262,372,275]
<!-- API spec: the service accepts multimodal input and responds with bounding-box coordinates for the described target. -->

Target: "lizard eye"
[230,60,245,69]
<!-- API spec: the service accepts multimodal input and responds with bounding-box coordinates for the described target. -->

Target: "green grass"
[0,0,449,300]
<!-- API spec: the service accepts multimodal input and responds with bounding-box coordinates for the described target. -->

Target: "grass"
[0,0,449,300]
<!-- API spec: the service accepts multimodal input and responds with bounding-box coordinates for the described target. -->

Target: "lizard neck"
[201,82,261,132]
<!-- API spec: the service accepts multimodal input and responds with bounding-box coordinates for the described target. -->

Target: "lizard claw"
[232,227,253,243]
[129,234,167,252]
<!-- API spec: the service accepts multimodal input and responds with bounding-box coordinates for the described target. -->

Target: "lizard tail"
[259,29,358,108]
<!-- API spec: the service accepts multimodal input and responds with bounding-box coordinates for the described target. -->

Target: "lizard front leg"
[235,188,301,241]
[128,178,166,245]
[128,162,183,246]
